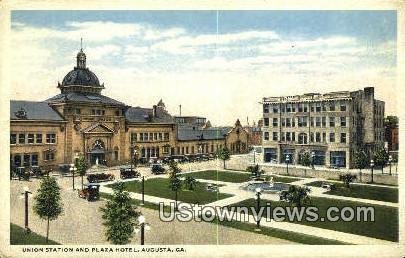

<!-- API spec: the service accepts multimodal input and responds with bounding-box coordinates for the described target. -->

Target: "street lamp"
[370,159,374,183]
[254,187,262,231]
[286,154,290,175]
[253,148,256,164]
[388,155,393,176]
[311,151,315,170]
[136,215,151,245]
[141,176,145,206]
[22,186,32,233]
[69,164,77,190]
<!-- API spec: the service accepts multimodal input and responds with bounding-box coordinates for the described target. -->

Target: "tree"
[246,164,264,179]
[33,177,63,243]
[168,161,182,210]
[280,185,311,208]
[373,147,389,173]
[217,147,230,169]
[184,176,197,191]
[354,149,368,181]
[339,173,357,188]
[100,182,140,245]
[76,154,88,190]
[299,152,311,167]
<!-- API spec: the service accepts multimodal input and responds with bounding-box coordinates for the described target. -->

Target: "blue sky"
[10,10,397,125]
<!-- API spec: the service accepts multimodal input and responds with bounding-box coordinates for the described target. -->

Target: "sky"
[10,10,397,126]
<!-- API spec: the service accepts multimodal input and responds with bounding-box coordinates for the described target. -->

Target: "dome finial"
[80,37,83,51]
[76,38,86,69]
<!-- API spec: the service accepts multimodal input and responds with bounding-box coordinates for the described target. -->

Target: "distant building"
[261,87,385,168]
[244,120,262,147]
[384,116,399,154]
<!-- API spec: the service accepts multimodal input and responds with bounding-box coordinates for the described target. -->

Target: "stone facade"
[261,87,385,169]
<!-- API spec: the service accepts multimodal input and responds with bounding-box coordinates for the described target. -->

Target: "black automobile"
[120,168,141,179]
[151,163,166,174]
[78,183,100,201]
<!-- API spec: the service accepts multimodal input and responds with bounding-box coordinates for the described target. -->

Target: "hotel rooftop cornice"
[263,90,355,103]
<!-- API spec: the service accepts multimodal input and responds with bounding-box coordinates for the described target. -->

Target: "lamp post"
[388,155,393,176]
[69,163,77,190]
[22,186,32,233]
[141,176,145,205]
[370,159,374,183]
[254,187,262,231]
[311,151,315,169]
[253,148,256,164]
[136,215,151,245]
[286,154,290,175]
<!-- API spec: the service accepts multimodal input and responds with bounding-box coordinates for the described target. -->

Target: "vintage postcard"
[0,1,404,257]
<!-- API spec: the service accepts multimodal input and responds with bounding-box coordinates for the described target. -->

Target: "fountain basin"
[241,182,290,193]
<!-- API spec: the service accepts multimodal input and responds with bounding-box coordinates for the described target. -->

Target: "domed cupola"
[58,40,105,94]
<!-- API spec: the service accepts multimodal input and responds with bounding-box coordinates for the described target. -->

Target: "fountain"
[240,176,289,193]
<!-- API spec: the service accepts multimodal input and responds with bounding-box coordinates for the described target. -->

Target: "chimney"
[179,105,182,116]
[152,105,157,117]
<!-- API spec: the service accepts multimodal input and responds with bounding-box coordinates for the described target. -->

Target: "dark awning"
[89,148,105,154]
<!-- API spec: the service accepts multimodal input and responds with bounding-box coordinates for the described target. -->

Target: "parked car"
[151,164,166,174]
[78,183,100,201]
[120,168,141,179]
[87,173,115,183]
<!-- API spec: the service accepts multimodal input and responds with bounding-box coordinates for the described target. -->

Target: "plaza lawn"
[181,170,301,183]
[229,197,398,242]
[305,181,398,203]
[114,178,233,204]
[99,193,346,245]
[10,223,60,245]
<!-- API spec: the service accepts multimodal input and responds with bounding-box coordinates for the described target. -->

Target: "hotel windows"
[340,117,346,127]
[315,102,321,112]
[286,132,291,141]
[341,133,347,143]
[286,118,291,127]
[154,133,158,141]
[131,133,137,143]
[292,132,295,142]
[310,132,314,142]
[330,133,335,143]
[322,102,327,111]
[272,118,278,127]
[286,103,292,113]
[281,132,285,141]
[27,134,34,144]
[298,103,307,112]
[44,151,55,161]
[322,132,326,143]
[10,133,16,144]
[18,134,25,144]
[322,117,326,127]
[140,133,144,141]
[272,132,278,141]
[91,109,105,115]
[298,116,307,127]
[23,154,30,167]
[36,134,42,144]
[329,117,335,127]
[298,133,308,144]
[281,118,285,127]
[340,101,346,111]
[31,154,38,166]
[46,133,56,144]
[164,133,169,141]
[310,117,314,127]
[264,118,269,126]
[159,133,163,141]
[264,132,269,140]
[316,132,321,142]
[263,104,269,113]
[316,117,321,127]
[330,102,335,111]
[273,105,279,113]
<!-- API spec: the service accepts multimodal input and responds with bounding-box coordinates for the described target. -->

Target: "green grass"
[10,223,60,245]
[100,193,346,245]
[229,197,398,242]
[181,170,301,183]
[110,178,233,205]
[305,181,398,203]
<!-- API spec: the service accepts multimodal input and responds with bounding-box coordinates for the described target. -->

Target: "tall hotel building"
[261,87,385,168]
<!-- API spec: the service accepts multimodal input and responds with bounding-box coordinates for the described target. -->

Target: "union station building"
[10,48,249,171]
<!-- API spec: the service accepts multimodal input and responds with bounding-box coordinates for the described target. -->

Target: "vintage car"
[87,173,115,183]
[78,183,100,201]
[120,167,141,179]
[151,163,166,174]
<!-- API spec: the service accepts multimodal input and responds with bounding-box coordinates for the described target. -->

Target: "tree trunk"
[223,160,226,169]
[175,190,178,211]
[81,176,84,190]
[46,217,50,243]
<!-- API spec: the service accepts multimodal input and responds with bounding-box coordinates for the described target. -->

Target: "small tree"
[373,147,389,173]
[76,154,88,190]
[184,176,197,191]
[33,177,63,243]
[217,147,230,169]
[339,173,357,188]
[354,149,368,180]
[299,152,311,167]
[280,185,311,208]
[100,182,140,245]
[246,164,263,179]
[168,161,182,210]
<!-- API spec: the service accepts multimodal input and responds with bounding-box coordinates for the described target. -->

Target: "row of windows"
[176,143,223,155]
[131,132,170,143]
[11,151,56,168]
[264,132,347,144]
[264,116,347,128]
[10,133,56,145]
[263,101,347,114]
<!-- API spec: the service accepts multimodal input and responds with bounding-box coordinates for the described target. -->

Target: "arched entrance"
[89,139,106,165]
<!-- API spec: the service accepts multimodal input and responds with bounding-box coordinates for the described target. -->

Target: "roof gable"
[81,123,114,134]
